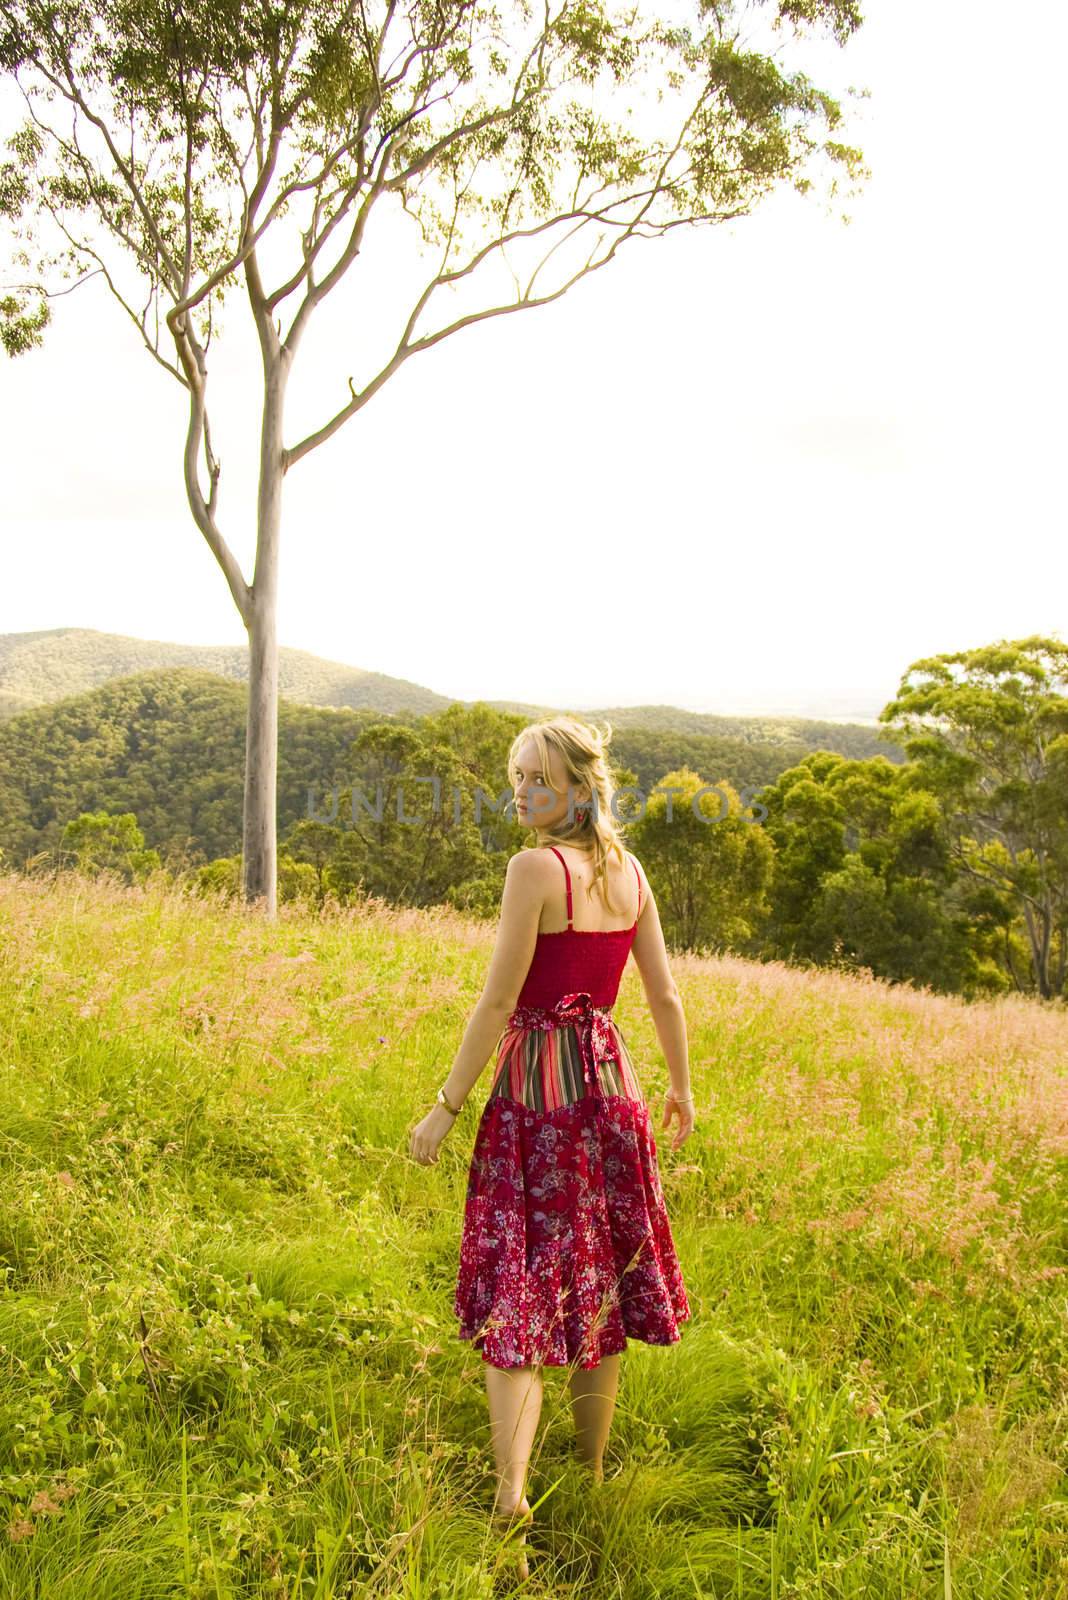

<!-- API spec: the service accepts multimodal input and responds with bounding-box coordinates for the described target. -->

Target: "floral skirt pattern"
[454,996,691,1370]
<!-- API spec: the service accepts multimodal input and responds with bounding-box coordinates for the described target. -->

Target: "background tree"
[301,717,497,912]
[878,637,1068,1000]
[419,702,527,857]
[758,752,987,995]
[756,748,847,960]
[627,765,773,951]
[0,0,868,915]
[59,808,161,881]
[282,817,344,908]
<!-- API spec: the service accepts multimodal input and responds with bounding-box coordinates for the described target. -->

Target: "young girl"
[409,715,693,1578]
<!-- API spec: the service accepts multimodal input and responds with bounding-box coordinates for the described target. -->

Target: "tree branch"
[29,51,185,297]
[284,178,742,471]
[165,302,253,623]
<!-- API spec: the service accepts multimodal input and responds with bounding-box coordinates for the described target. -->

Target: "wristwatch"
[437,1085,463,1116]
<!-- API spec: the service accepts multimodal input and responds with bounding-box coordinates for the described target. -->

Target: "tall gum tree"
[0,0,869,914]
[879,637,1068,1000]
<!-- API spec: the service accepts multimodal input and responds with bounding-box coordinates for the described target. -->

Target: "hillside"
[0,661,905,875]
[0,868,1064,1593]
[0,669,377,870]
[0,627,456,720]
[0,628,902,766]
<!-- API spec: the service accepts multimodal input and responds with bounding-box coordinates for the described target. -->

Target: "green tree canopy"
[60,807,161,881]
[627,765,774,951]
[879,637,1068,999]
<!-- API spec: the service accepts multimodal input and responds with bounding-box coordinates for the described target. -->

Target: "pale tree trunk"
[241,351,291,916]
[172,273,291,917]
[242,601,279,916]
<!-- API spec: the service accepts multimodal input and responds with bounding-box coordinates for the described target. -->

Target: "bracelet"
[671,1092,694,1104]
[436,1085,463,1116]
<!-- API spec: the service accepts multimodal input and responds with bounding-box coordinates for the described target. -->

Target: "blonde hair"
[507,714,631,915]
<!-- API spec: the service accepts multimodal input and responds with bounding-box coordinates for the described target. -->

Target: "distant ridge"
[0,626,457,719]
[0,626,892,744]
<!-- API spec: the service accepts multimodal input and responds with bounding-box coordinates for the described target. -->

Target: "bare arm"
[629,865,693,1105]
[438,850,543,1112]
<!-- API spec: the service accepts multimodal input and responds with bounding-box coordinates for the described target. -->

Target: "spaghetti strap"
[547,845,573,929]
[630,856,641,921]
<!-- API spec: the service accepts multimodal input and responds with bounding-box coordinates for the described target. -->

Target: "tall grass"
[0,867,1065,1597]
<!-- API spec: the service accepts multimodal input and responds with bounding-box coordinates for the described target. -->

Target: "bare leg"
[484,1362,543,1580]
[569,1352,621,1481]
[484,1362,544,1515]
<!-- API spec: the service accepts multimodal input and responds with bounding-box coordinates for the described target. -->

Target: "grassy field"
[0,868,1065,1598]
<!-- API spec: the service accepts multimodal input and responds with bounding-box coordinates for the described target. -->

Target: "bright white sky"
[1,0,1065,721]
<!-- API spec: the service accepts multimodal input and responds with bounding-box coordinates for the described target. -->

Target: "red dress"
[454,847,691,1370]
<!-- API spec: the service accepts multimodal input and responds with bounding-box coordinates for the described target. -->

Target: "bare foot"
[493,1495,532,1580]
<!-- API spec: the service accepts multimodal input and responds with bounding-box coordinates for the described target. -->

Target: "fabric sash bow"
[506,990,620,1109]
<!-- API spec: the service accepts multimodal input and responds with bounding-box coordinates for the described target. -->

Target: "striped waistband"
[495,991,638,1112]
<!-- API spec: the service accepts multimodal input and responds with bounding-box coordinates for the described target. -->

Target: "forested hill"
[0,665,902,873]
[0,627,452,721]
[0,670,377,870]
[0,629,895,763]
